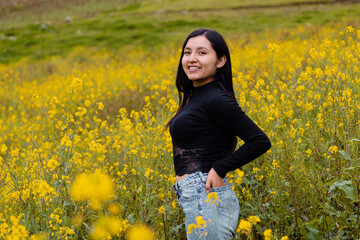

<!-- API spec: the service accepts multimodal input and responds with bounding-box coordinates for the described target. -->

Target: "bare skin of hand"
[205,168,225,194]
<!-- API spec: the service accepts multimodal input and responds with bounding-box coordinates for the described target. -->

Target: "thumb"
[205,178,211,194]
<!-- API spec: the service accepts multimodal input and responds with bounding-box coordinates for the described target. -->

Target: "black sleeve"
[205,92,271,178]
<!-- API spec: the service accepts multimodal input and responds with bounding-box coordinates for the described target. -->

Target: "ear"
[217,55,227,68]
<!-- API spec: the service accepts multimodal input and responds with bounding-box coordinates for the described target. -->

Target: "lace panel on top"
[173,146,203,176]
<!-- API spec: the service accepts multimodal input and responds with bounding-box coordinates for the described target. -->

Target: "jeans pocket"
[179,185,198,202]
[211,185,228,192]
[211,187,239,218]
[178,185,199,217]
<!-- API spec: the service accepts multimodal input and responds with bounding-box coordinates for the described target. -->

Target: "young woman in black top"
[168,29,271,239]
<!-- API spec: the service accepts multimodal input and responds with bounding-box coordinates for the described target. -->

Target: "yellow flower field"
[0,20,359,239]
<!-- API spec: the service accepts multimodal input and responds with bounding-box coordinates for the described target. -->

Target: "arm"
[206,92,271,179]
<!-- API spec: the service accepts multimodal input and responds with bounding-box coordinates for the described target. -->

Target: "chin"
[188,75,201,81]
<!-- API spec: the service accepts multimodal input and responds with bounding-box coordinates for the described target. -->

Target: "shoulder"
[204,83,238,108]
[203,83,243,117]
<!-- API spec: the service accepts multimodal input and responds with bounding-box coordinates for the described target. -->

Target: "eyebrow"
[184,46,209,51]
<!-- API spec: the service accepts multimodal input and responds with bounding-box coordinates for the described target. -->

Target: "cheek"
[205,56,218,70]
[181,57,187,71]
[207,61,218,74]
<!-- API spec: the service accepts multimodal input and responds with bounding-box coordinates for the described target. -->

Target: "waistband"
[173,171,208,193]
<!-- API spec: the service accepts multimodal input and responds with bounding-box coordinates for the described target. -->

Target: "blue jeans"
[173,172,240,240]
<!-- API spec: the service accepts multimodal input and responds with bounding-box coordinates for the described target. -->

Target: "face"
[182,35,226,87]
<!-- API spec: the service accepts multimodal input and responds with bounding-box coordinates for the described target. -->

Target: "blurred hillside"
[1,0,360,63]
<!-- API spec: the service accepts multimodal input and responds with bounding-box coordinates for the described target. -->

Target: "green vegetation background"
[1,0,360,64]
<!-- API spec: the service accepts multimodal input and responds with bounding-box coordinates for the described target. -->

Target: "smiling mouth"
[188,66,200,71]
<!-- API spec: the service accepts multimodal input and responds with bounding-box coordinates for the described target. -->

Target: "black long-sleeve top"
[169,80,271,178]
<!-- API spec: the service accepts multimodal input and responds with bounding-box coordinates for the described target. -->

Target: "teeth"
[189,67,200,70]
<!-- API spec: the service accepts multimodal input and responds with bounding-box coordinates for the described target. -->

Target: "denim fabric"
[173,172,240,240]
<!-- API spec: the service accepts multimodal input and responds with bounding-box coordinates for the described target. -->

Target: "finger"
[205,179,211,194]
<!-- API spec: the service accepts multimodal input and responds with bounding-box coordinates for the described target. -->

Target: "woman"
[168,29,271,239]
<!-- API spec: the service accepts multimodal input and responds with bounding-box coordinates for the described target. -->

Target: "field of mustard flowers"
[0,19,360,239]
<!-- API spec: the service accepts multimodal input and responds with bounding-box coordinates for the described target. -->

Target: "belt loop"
[200,172,206,182]
[173,183,178,192]
[173,184,180,198]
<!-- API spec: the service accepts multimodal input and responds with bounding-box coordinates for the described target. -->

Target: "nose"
[188,52,197,62]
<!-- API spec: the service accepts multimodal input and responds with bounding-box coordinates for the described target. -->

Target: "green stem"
[162,212,167,240]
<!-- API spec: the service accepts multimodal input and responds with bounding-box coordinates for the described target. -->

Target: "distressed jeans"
[173,171,240,240]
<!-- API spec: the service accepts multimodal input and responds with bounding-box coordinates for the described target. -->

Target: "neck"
[192,78,215,87]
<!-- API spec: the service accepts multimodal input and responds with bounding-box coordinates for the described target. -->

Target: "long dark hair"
[166,29,237,151]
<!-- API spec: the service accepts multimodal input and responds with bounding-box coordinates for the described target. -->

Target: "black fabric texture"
[170,80,271,178]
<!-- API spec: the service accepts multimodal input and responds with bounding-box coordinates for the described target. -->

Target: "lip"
[188,66,201,72]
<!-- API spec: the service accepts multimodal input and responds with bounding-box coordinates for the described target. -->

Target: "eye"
[199,51,206,55]
[184,51,191,55]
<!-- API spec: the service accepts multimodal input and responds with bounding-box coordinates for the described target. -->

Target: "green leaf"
[171,223,184,233]
[339,150,351,161]
[306,225,325,240]
[323,202,341,217]
[127,213,135,224]
[330,180,356,201]
[349,138,360,142]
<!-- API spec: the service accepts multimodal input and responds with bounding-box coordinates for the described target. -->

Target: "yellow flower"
[268,43,279,53]
[84,100,92,107]
[281,236,289,240]
[46,158,60,171]
[75,106,87,117]
[90,226,110,240]
[29,233,46,240]
[31,179,56,200]
[272,159,279,168]
[0,144,7,154]
[68,77,83,92]
[98,102,104,110]
[31,93,39,103]
[59,226,75,239]
[306,149,312,157]
[195,216,207,228]
[158,206,165,214]
[60,135,72,148]
[187,223,197,234]
[247,215,261,225]
[71,213,83,227]
[70,170,115,210]
[329,145,338,154]
[235,169,245,177]
[126,224,155,240]
[206,192,221,205]
[346,25,354,33]
[7,216,29,239]
[119,107,128,116]
[171,200,177,209]
[90,216,129,239]
[186,216,208,234]
[108,203,122,215]
[236,219,252,234]
[264,229,272,240]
